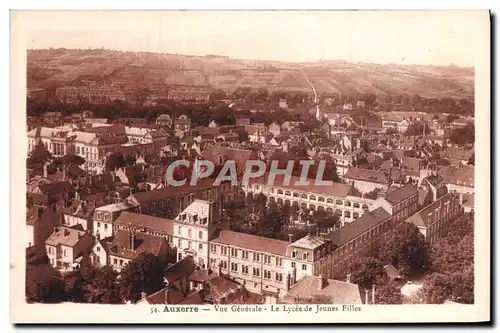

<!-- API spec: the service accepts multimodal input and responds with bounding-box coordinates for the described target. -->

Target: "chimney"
[43,163,48,178]
[371,284,376,305]
[317,275,326,291]
[365,289,370,305]
[346,273,351,283]
[285,273,291,291]
[130,231,135,250]
[288,233,293,243]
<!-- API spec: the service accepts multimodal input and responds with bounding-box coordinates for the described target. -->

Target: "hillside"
[27,48,474,100]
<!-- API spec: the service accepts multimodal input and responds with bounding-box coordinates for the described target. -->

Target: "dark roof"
[144,286,186,305]
[61,200,96,219]
[440,147,474,161]
[384,184,418,205]
[207,275,246,304]
[129,178,218,204]
[211,230,290,257]
[343,168,389,185]
[109,230,166,260]
[37,181,74,196]
[447,166,474,187]
[251,174,354,199]
[114,211,174,235]
[202,144,257,171]
[326,207,391,247]
[26,207,61,227]
[165,255,196,284]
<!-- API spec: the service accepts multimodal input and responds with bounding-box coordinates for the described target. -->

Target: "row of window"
[210,245,284,266]
[177,227,204,240]
[253,186,369,209]
[178,239,204,251]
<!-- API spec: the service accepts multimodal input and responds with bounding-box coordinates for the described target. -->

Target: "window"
[113,258,117,265]
[231,263,238,272]
[210,244,216,253]
[302,252,308,260]
[291,262,296,268]
[119,259,123,266]
[285,191,291,196]
[96,246,100,252]
[276,257,282,266]
[242,265,249,274]
[97,222,101,228]
[318,197,325,202]
[77,146,80,154]
[277,189,283,195]
[178,239,182,248]
[222,261,228,269]
[222,246,228,255]
[292,250,297,258]
[276,273,283,282]
[177,226,182,235]
[188,241,192,249]
[345,211,351,218]
[344,201,352,207]
[302,264,307,271]
[309,195,316,200]
[63,249,67,257]
[353,203,360,208]
[264,270,271,280]
[353,212,359,219]
[301,193,308,199]
[252,268,260,277]
[104,223,108,230]
[48,247,52,254]
[231,248,238,257]
[253,253,260,262]
[264,255,271,264]
[198,243,203,250]
[188,229,192,238]
[198,231,203,239]
[293,192,299,197]
[242,251,249,260]
[327,198,334,204]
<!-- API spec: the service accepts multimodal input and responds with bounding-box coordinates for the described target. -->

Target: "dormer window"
[292,250,297,258]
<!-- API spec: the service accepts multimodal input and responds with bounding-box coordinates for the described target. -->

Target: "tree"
[385,127,397,135]
[26,264,64,303]
[62,270,86,303]
[419,273,452,304]
[378,223,429,277]
[311,210,340,233]
[404,122,430,136]
[448,265,474,304]
[52,154,85,168]
[209,89,227,102]
[450,122,475,145]
[105,153,126,172]
[27,141,52,168]
[375,281,404,304]
[118,253,166,303]
[83,266,122,304]
[350,257,388,290]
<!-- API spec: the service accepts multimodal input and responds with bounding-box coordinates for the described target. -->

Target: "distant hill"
[27,48,474,100]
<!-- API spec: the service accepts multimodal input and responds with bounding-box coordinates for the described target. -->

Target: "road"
[302,71,318,103]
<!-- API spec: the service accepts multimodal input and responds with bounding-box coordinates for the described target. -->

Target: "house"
[174,115,191,134]
[281,121,303,132]
[246,124,268,144]
[173,200,222,268]
[26,207,62,251]
[90,236,113,267]
[371,184,419,221]
[406,193,461,246]
[356,101,366,108]
[28,180,75,210]
[343,168,390,194]
[444,166,474,196]
[108,229,170,272]
[440,147,474,167]
[282,275,363,304]
[278,99,288,109]
[45,226,95,272]
[114,211,174,242]
[43,111,63,124]
[156,114,173,128]
[201,144,258,177]
[61,200,97,232]
[208,120,218,128]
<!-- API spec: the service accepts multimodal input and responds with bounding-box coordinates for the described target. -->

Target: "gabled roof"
[165,255,196,284]
[406,193,457,228]
[46,226,92,247]
[384,184,418,205]
[109,229,167,260]
[201,144,257,171]
[343,168,389,185]
[283,276,363,304]
[211,230,290,257]
[326,207,391,247]
[114,211,174,235]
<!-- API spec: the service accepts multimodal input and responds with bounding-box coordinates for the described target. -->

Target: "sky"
[17,10,487,67]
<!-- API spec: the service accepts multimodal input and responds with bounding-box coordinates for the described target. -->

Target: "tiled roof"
[326,207,391,247]
[290,234,327,250]
[283,276,363,304]
[402,157,424,172]
[441,147,474,161]
[46,226,92,247]
[343,168,389,185]
[447,166,474,187]
[37,181,74,196]
[144,286,186,305]
[109,229,166,260]
[130,178,219,204]
[384,184,418,205]
[202,144,257,171]
[207,275,246,304]
[114,211,174,235]
[211,230,290,257]
[165,255,196,284]
[61,200,96,219]
[251,174,354,199]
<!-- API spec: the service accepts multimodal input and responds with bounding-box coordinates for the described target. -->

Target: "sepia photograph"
[10,9,490,324]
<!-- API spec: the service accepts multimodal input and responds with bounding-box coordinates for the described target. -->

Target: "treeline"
[26,251,168,304]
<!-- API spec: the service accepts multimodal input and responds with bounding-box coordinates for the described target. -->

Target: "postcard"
[10,10,490,324]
